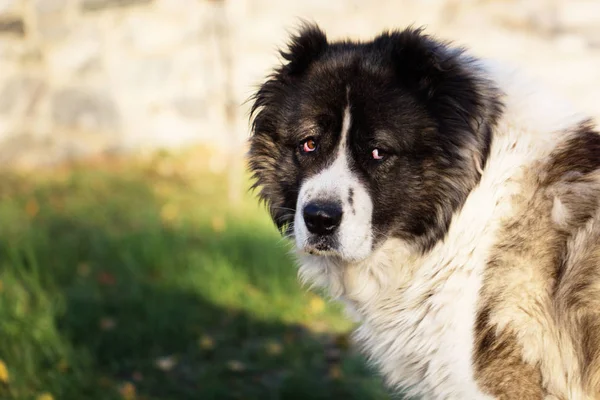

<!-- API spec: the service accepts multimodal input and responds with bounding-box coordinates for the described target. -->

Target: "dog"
[247,24,600,399]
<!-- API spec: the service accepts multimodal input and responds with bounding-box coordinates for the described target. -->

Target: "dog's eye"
[301,138,317,153]
[371,148,385,160]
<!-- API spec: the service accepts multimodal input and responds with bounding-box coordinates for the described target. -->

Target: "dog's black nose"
[303,201,343,235]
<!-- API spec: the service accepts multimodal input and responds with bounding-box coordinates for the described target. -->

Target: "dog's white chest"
[350,265,492,400]
[299,236,495,399]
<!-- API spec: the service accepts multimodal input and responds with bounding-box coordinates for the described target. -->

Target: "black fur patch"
[248,24,503,252]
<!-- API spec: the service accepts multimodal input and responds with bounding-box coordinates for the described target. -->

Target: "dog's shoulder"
[475,118,600,399]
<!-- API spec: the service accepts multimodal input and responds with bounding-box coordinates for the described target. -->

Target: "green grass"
[0,149,392,400]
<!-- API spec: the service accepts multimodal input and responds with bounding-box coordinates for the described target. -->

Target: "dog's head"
[248,25,499,261]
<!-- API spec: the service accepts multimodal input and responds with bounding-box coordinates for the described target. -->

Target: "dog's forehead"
[293,87,418,151]
[298,54,390,104]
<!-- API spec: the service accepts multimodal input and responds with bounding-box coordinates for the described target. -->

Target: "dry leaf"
[265,340,283,356]
[98,377,112,387]
[0,359,9,383]
[199,335,215,350]
[119,382,136,400]
[155,356,177,371]
[77,263,91,277]
[48,196,64,211]
[36,393,54,400]
[283,331,295,344]
[25,199,39,218]
[132,371,143,382]
[57,359,69,372]
[227,360,245,372]
[99,317,116,331]
[328,365,343,380]
[97,271,116,286]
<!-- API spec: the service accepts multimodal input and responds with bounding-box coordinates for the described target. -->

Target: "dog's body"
[248,25,600,399]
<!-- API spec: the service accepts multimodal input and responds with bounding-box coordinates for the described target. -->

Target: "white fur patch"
[294,61,590,399]
[294,103,374,261]
[552,196,570,228]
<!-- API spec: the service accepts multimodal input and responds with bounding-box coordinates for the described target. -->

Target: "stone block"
[37,16,70,41]
[52,88,120,131]
[118,56,171,93]
[0,0,18,14]
[172,97,206,120]
[124,13,191,54]
[0,76,44,115]
[45,26,102,76]
[35,0,67,14]
[80,0,153,12]
[0,16,24,36]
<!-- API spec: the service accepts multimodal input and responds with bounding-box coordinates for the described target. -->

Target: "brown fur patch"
[554,212,600,398]
[474,183,561,399]
[544,120,600,185]
[474,307,544,399]
[474,121,600,399]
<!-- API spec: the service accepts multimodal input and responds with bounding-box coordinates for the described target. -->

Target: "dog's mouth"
[302,236,341,257]
[301,235,376,262]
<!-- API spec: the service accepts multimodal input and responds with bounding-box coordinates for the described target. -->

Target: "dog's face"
[249,25,498,261]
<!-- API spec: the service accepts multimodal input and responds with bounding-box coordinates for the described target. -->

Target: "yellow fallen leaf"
[98,377,112,387]
[308,295,325,314]
[132,371,143,382]
[99,317,116,331]
[0,359,8,383]
[0,279,3,293]
[199,335,215,350]
[284,331,295,345]
[57,359,69,372]
[227,360,245,372]
[77,263,91,277]
[265,340,283,356]
[328,364,343,380]
[119,382,136,400]
[25,199,39,217]
[155,356,177,371]
[36,393,54,400]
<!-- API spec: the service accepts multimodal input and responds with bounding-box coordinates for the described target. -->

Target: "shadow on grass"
[0,168,392,400]
[61,276,381,400]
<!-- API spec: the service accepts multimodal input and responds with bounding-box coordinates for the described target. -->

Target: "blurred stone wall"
[0,0,599,168]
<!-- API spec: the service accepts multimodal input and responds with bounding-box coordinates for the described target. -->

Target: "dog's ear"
[248,25,327,234]
[280,24,328,76]
[373,28,502,252]
[249,24,328,141]
[374,27,459,100]
[374,27,498,144]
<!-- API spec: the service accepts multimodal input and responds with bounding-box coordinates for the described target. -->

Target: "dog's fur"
[247,24,600,399]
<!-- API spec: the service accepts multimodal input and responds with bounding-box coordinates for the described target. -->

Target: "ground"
[0,148,393,400]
